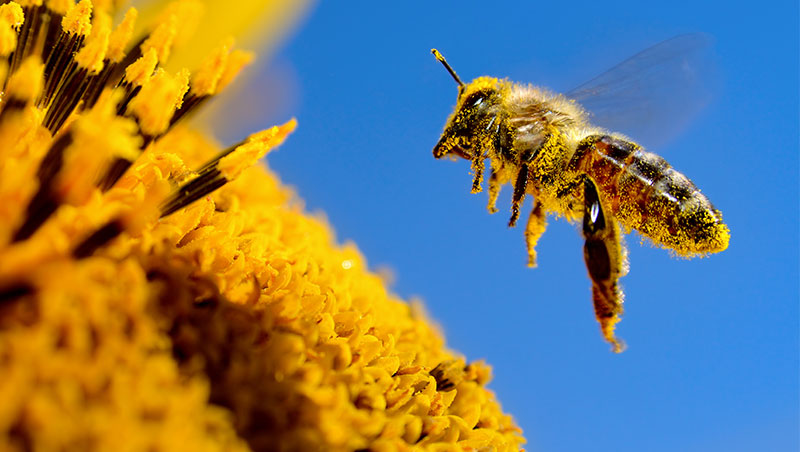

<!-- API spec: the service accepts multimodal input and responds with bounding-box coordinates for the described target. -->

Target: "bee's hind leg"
[524,200,546,268]
[581,176,626,353]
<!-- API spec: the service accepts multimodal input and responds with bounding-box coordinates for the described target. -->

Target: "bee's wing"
[566,33,718,148]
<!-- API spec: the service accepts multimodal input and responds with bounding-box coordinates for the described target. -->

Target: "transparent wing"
[566,33,719,148]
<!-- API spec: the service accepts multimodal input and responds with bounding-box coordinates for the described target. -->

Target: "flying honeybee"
[431,36,730,352]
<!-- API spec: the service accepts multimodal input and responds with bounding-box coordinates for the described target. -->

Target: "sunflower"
[0,1,525,450]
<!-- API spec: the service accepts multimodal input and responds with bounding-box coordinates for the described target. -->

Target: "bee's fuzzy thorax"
[508,84,586,120]
[506,84,590,135]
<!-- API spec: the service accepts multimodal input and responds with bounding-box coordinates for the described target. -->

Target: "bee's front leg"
[582,176,626,353]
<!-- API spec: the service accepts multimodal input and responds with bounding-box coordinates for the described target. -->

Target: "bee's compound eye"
[463,91,490,110]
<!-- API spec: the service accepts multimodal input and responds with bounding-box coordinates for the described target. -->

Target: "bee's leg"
[508,166,529,227]
[487,169,501,214]
[524,200,547,268]
[470,156,485,193]
[582,176,626,353]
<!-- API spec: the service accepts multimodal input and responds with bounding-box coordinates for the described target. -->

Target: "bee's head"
[431,49,507,160]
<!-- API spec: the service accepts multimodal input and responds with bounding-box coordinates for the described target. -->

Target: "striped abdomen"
[571,135,729,255]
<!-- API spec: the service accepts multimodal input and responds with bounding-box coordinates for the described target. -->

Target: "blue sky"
[216,1,798,450]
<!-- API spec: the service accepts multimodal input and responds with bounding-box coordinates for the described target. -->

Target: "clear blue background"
[220,1,799,450]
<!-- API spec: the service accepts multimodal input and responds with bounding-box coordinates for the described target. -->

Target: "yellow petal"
[135,0,313,70]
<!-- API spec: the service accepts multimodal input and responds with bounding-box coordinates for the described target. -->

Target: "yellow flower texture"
[0,1,525,451]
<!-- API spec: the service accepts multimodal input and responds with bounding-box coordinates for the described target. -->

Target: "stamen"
[4,56,43,107]
[56,104,139,205]
[114,48,156,116]
[97,65,189,191]
[40,0,92,108]
[170,39,252,126]
[74,12,110,73]
[9,3,43,76]
[160,119,296,217]
[14,87,141,240]
[72,219,123,258]
[0,283,33,305]
[82,8,137,109]
[12,132,72,242]
[39,3,64,65]
[106,7,136,64]
[0,3,24,58]
[0,55,41,126]
[60,0,91,36]
[0,3,24,27]
[190,37,233,97]
[140,12,176,64]
[43,11,110,132]
[215,49,253,92]
[126,67,188,140]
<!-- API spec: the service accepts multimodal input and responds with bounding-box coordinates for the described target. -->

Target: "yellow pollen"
[0,3,24,28]
[61,0,92,36]
[216,49,254,92]
[0,27,16,58]
[153,0,204,50]
[55,100,141,205]
[140,12,176,64]
[118,178,169,234]
[127,68,184,137]
[88,91,142,162]
[174,68,190,109]
[75,12,110,73]
[107,8,136,63]
[217,119,297,180]
[6,56,42,102]
[0,4,23,57]
[190,37,233,97]
[124,48,158,87]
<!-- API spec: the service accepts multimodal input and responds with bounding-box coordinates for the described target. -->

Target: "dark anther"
[72,220,125,259]
[0,284,33,306]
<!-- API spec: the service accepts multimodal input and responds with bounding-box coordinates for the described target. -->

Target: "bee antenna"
[431,49,464,87]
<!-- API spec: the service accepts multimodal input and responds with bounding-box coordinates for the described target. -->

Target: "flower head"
[0,1,525,451]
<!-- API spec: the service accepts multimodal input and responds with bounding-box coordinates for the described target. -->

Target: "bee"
[431,38,730,352]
